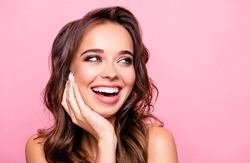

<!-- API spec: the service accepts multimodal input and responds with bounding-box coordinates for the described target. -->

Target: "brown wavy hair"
[38,6,162,163]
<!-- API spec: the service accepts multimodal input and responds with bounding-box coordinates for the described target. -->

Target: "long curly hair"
[38,6,162,163]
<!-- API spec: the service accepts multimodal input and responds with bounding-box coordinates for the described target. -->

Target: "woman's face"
[70,22,135,120]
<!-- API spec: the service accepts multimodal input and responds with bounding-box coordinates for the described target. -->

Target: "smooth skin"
[70,22,136,120]
[26,80,178,163]
[25,22,178,163]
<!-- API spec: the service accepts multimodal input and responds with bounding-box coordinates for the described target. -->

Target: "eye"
[118,57,133,65]
[84,55,101,62]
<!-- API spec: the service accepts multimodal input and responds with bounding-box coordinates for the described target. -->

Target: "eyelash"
[119,57,133,65]
[84,55,101,62]
[83,55,133,65]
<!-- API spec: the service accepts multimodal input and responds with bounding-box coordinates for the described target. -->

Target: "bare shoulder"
[147,124,178,163]
[25,133,47,163]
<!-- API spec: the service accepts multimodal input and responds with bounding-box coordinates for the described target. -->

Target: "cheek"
[126,69,136,87]
[74,65,97,84]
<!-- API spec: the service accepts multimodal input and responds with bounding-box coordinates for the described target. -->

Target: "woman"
[25,6,178,163]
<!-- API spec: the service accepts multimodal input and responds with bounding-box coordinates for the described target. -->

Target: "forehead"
[78,22,134,52]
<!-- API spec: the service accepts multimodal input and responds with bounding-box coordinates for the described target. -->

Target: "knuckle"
[66,97,74,103]
[71,118,78,125]
[61,101,66,107]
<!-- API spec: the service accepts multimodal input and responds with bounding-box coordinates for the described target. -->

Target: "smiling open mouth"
[92,87,120,96]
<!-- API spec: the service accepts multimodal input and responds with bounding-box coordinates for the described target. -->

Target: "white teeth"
[92,87,119,93]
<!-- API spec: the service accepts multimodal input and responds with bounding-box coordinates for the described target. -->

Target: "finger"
[72,83,97,136]
[64,80,83,125]
[67,76,82,118]
[63,82,78,123]
[61,82,71,115]
[65,81,75,117]
[73,83,92,116]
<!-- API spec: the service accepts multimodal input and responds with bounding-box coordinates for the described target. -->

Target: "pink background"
[1,0,250,162]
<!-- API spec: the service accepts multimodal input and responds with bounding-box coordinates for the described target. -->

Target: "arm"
[96,133,117,163]
[147,125,178,163]
[25,134,47,163]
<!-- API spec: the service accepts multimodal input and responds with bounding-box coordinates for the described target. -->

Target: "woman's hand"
[61,73,116,142]
[61,72,117,162]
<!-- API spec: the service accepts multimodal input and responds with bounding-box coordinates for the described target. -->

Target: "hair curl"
[38,6,162,163]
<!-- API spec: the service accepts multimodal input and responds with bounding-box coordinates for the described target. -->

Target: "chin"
[95,109,117,119]
[89,101,123,118]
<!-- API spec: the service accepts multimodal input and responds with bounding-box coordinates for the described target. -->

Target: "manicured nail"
[69,72,75,87]
[68,72,72,81]
[72,77,75,88]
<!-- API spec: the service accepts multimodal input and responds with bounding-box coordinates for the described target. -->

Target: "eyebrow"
[81,49,104,56]
[80,48,134,57]
[119,50,134,56]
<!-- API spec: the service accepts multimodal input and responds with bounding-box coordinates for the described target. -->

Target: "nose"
[100,63,118,80]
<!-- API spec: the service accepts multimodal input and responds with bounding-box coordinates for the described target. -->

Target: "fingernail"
[72,77,75,88]
[68,72,75,87]
[68,72,72,81]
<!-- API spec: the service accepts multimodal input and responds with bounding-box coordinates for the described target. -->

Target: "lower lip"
[93,91,120,104]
